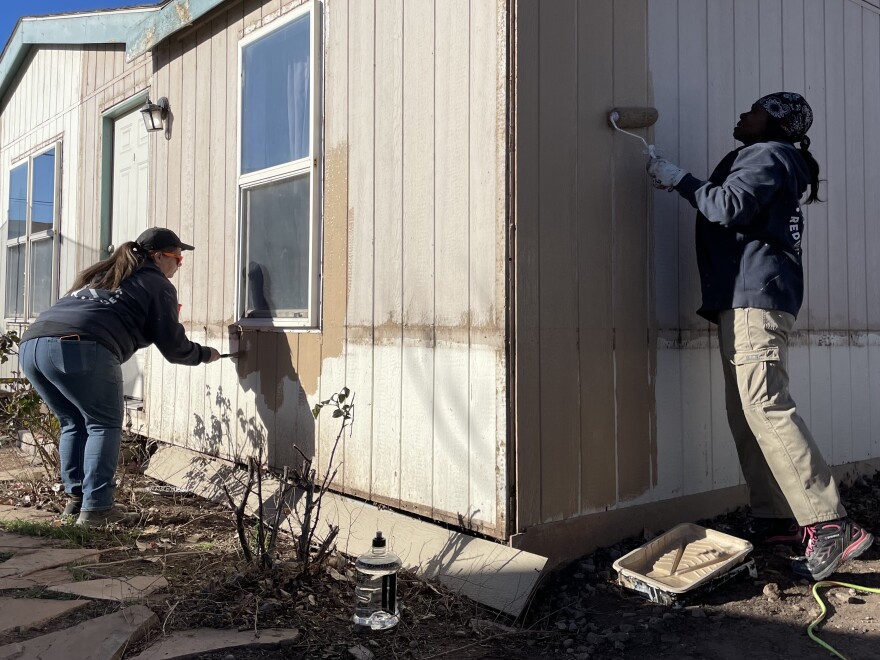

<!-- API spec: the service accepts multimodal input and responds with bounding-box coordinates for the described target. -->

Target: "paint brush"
[219,352,241,358]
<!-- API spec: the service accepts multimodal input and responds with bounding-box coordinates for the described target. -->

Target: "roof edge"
[126,0,227,61]
[0,7,160,103]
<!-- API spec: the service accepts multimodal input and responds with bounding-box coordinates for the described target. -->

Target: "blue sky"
[1,1,156,53]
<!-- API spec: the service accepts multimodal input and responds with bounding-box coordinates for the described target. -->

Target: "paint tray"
[612,523,755,605]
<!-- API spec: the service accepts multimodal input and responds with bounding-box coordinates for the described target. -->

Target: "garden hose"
[808,581,880,659]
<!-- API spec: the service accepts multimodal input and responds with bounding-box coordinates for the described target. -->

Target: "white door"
[111,108,150,400]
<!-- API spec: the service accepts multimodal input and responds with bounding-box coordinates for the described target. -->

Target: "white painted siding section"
[650,0,880,500]
[0,46,83,367]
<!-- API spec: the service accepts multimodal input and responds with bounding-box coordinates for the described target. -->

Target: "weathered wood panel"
[432,0,474,521]
[372,0,403,506]
[515,0,654,525]
[535,0,580,522]
[343,0,376,498]
[576,0,616,511]
[469,0,503,529]
[647,0,683,501]
[399,0,435,517]
[317,0,349,485]
[612,0,652,500]
[513,0,542,530]
[320,0,507,533]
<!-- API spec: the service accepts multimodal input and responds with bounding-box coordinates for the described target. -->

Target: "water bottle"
[352,531,401,629]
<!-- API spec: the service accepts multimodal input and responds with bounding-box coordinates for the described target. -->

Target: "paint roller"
[608,106,660,157]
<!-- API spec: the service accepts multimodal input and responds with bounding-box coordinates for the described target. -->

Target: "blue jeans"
[19,337,124,511]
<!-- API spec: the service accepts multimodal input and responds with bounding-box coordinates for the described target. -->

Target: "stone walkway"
[0,448,301,659]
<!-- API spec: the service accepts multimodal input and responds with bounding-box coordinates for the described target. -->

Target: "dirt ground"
[1,450,878,660]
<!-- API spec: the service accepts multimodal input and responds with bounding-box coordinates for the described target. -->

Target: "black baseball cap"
[135,227,195,251]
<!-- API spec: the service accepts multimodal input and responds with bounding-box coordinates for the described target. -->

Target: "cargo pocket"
[731,346,780,406]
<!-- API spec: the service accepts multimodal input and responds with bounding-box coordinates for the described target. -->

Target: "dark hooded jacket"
[675,141,810,323]
[21,262,209,365]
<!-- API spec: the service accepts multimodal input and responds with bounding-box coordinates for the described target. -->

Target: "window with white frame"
[238,3,320,326]
[5,144,60,320]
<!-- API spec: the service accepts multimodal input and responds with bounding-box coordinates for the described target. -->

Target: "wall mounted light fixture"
[140,96,169,133]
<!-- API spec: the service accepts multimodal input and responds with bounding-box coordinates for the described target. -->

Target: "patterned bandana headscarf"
[756,92,813,143]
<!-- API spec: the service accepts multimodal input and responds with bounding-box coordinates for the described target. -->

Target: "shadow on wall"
[191,329,317,472]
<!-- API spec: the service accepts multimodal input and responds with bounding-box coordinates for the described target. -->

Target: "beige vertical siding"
[141,0,508,536]
[515,0,880,540]
[650,0,880,501]
[0,46,83,376]
[76,46,152,271]
[514,0,654,528]
[319,0,508,534]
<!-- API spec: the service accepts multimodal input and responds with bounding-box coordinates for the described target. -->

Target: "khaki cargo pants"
[718,308,846,526]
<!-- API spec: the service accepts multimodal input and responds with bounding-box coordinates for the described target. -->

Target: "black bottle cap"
[372,531,386,548]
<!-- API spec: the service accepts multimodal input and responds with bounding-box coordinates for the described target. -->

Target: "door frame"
[99,90,150,255]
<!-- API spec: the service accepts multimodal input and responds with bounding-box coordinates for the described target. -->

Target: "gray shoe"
[76,505,137,527]
[62,496,83,517]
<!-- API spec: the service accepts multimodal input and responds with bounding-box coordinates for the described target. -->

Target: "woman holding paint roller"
[18,227,221,527]
[646,92,874,581]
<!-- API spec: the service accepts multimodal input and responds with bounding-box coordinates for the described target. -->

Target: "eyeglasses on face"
[161,251,184,266]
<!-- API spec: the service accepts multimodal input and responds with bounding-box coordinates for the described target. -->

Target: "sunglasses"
[161,251,184,266]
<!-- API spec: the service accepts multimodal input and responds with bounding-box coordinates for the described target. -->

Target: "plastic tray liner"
[612,523,753,594]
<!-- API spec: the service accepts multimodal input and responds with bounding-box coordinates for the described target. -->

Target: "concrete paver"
[131,627,301,659]
[49,576,169,602]
[0,531,46,550]
[0,548,103,577]
[0,505,55,523]
[0,456,292,660]
[0,604,158,660]
[0,567,75,590]
[0,597,90,635]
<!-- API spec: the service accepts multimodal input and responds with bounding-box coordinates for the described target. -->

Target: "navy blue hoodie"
[675,141,810,323]
[22,262,209,365]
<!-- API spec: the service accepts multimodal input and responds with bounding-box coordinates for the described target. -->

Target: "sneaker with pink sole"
[802,518,874,581]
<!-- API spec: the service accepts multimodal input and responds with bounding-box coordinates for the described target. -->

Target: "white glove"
[647,157,687,190]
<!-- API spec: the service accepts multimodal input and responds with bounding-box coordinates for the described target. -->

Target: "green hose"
[808,581,880,659]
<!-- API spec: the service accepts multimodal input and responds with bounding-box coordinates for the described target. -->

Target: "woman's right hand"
[206,348,221,363]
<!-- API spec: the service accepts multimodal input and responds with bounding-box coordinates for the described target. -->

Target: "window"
[5,144,60,320]
[238,4,320,326]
